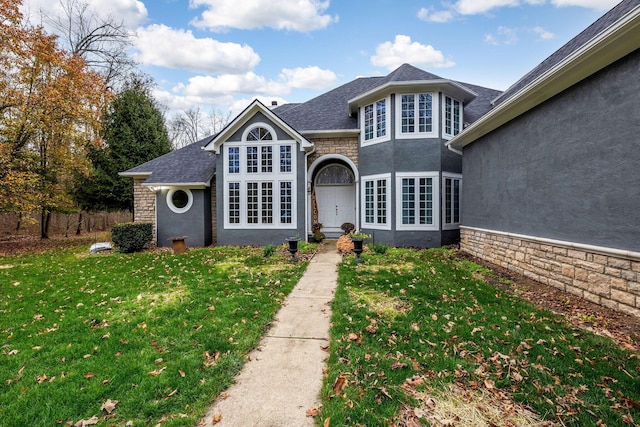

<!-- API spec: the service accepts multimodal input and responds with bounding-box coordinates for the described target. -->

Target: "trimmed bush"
[111,223,152,253]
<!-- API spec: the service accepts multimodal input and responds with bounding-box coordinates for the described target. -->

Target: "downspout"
[304,143,317,242]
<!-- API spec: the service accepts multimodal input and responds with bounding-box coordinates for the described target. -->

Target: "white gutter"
[447,3,640,150]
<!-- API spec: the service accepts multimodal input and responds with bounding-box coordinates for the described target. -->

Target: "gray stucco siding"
[461,49,640,252]
[156,188,212,247]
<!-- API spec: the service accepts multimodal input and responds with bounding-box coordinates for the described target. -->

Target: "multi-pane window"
[444,96,462,137]
[401,178,433,225]
[228,183,240,224]
[363,98,387,142]
[396,173,439,230]
[280,182,292,224]
[247,147,258,173]
[443,175,461,228]
[362,174,390,228]
[261,146,272,173]
[224,124,295,228]
[280,146,291,172]
[400,93,433,134]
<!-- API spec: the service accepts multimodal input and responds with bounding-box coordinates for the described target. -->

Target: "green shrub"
[263,244,276,257]
[111,223,153,253]
[368,242,389,255]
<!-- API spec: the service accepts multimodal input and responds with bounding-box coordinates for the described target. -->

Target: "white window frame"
[395,92,438,139]
[443,95,463,139]
[442,173,462,230]
[166,188,193,214]
[395,172,439,231]
[361,173,391,230]
[223,122,296,229]
[360,96,390,147]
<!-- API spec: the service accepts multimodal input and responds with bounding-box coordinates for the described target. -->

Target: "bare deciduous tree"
[168,107,232,149]
[44,0,136,89]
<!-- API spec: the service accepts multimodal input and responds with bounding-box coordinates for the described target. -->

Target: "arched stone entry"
[312,161,356,237]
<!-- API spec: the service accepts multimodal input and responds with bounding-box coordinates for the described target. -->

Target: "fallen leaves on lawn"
[203,350,220,367]
[100,399,118,414]
[332,376,347,394]
[148,367,166,376]
[306,405,322,417]
[74,416,99,427]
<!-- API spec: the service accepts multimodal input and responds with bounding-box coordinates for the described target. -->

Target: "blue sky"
[22,0,620,116]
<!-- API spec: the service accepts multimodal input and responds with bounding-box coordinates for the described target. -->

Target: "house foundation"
[461,226,640,318]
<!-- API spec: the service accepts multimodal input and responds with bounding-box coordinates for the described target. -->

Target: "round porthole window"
[167,188,193,214]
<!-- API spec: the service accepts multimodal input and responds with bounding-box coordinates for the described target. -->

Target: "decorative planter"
[287,237,299,262]
[352,238,364,263]
[170,236,187,254]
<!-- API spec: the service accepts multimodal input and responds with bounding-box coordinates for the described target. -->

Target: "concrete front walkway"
[200,242,341,427]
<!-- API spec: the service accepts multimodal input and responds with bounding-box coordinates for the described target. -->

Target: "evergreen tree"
[75,74,172,212]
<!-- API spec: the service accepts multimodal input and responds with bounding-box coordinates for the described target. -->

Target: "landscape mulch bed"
[457,251,640,352]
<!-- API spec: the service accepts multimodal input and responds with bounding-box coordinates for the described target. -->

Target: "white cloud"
[21,0,148,29]
[532,26,555,40]
[454,0,519,15]
[550,0,619,9]
[484,26,519,45]
[419,0,613,23]
[417,8,455,23]
[133,24,260,74]
[279,66,337,90]
[174,66,337,98]
[189,0,338,32]
[371,35,455,71]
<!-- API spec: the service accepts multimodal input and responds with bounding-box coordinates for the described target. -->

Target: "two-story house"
[121,64,500,247]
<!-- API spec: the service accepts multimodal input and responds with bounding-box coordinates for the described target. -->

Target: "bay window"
[396,172,439,230]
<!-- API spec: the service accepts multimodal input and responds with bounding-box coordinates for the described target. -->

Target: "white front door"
[316,185,355,234]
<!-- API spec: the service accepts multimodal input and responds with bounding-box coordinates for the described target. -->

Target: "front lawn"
[321,248,640,426]
[0,243,310,426]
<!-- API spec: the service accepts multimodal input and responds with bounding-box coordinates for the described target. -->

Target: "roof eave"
[348,80,478,114]
[448,4,640,149]
[142,181,210,189]
[301,129,360,139]
[118,171,151,178]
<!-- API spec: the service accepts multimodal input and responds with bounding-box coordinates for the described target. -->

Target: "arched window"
[246,126,273,141]
[316,165,354,186]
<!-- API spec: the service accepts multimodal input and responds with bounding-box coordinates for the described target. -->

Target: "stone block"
[611,289,635,306]
[618,304,640,317]
[610,277,628,291]
[608,257,631,270]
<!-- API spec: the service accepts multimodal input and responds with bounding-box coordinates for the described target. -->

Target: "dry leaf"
[178,370,186,377]
[211,413,222,424]
[148,367,166,376]
[306,407,320,417]
[347,333,360,342]
[83,372,95,379]
[100,399,118,414]
[75,416,99,427]
[332,376,347,394]
[324,417,331,427]
[166,388,178,398]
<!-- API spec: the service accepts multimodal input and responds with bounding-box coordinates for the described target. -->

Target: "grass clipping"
[401,383,551,427]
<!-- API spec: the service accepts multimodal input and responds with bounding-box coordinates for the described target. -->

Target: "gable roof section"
[449,0,640,150]
[119,136,216,187]
[204,99,314,153]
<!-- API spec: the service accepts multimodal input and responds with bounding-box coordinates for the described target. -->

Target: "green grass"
[0,243,310,426]
[321,248,640,426]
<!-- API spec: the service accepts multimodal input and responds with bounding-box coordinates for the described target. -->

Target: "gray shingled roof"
[494,0,636,106]
[122,135,216,186]
[122,64,501,183]
[275,64,501,131]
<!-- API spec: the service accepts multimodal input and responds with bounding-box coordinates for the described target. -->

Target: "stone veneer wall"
[461,227,640,317]
[132,178,156,241]
[307,136,359,167]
